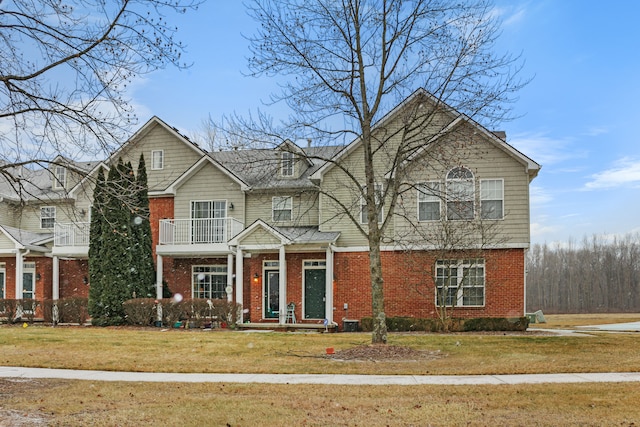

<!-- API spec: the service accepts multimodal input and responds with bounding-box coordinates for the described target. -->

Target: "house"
[0,89,540,327]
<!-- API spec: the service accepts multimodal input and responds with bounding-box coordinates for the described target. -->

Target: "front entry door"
[264,270,280,319]
[304,268,326,319]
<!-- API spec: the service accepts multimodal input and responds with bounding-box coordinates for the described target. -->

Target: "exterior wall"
[162,257,231,299]
[173,163,244,223]
[0,203,16,228]
[0,257,16,299]
[245,190,319,228]
[59,259,89,298]
[12,200,79,232]
[332,248,525,327]
[150,196,175,259]
[118,122,203,192]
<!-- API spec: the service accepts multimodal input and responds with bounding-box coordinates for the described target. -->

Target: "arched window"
[446,167,474,220]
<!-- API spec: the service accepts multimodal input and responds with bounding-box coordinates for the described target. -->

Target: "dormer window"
[52,166,66,189]
[151,150,164,170]
[281,152,294,177]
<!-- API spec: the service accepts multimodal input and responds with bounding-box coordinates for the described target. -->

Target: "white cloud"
[529,185,552,205]
[509,132,586,166]
[584,157,640,190]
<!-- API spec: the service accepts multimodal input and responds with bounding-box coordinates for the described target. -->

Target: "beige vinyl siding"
[173,162,244,223]
[13,201,78,232]
[0,233,16,249]
[0,203,16,228]
[240,227,281,246]
[117,123,203,192]
[319,111,532,248]
[245,190,319,227]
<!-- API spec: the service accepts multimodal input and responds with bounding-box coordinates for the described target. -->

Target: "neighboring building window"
[52,166,66,189]
[481,179,504,220]
[446,167,474,220]
[0,263,5,300]
[192,265,228,299]
[272,196,293,221]
[40,206,56,229]
[418,182,441,221]
[151,150,164,170]
[281,152,294,177]
[360,184,383,224]
[435,259,485,307]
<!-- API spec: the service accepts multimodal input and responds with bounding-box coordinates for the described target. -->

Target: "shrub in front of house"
[359,316,528,332]
[0,299,19,324]
[42,298,89,325]
[123,298,157,326]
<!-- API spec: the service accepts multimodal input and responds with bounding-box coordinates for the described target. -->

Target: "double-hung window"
[480,179,504,219]
[272,196,292,221]
[52,166,66,189]
[446,167,474,220]
[435,259,485,307]
[281,152,294,177]
[360,183,383,224]
[41,206,56,229]
[151,150,164,170]
[418,182,441,221]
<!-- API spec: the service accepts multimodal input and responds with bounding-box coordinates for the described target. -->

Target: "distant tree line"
[526,234,640,313]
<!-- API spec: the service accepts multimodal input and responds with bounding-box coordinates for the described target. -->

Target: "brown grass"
[2,379,639,426]
[1,314,640,425]
[540,313,640,328]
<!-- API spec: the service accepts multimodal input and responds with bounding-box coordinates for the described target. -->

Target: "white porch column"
[325,246,334,324]
[235,247,244,322]
[278,245,287,325]
[226,253,233,302]
[15,250,24,299]
[156,254,163,300]
[52,256,60,300]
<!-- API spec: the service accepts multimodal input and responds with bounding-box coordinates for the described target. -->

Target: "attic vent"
[492,131,507,141]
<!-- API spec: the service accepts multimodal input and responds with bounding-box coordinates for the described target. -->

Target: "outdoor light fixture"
[36,273,41,281]
[253,273,260,283]
[229,202,234,210]
[83,276,89,285]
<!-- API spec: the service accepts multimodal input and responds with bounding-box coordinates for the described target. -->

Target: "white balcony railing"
[159,217,243,245]
[54,222,90,247]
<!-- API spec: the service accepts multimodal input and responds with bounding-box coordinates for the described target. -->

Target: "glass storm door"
[264,270,280,319]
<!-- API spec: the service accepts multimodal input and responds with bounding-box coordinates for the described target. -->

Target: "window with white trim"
[435,259,485,307]
[281,152,294,177]
[40,206,56,229]
[360,183,383,224]
[480,179,504,219]
[52,166,66,189]
[418,182,441,221]
[192,265,228,299]
[272,196,292,221]
[446,167,474,220]
[0,263,5,300]
[151,150,164,170]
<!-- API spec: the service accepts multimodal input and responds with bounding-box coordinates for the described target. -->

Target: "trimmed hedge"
[42,298,89,324]
[122,298,242,328]
[360,316,529,332]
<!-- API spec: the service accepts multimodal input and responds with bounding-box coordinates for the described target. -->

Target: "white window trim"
[52,166,66,190]
[360,183,383,224]
[446,167,475,221]
[272,196,293,222]
[417,181,441,222]
[480,179,504,220]
[151,150,164,170]
[435,259,485,307]
[281,152,295,177]
[40,206,56,229]
[22,261,36,301]
[0,263,5,300]
[192,265,228,300]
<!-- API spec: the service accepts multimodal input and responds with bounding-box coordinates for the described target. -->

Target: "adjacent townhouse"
[0,89,540,328]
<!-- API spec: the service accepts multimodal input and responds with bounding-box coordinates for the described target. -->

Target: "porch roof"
[0,224,52,251]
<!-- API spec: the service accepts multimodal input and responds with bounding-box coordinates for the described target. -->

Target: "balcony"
[158,217,243,255]
[52,222,90,257]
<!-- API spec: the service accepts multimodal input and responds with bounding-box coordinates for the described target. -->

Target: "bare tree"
[0,0,200,195]
[216,0,525,343]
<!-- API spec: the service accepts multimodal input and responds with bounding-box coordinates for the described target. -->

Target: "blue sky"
[128,1,640,246]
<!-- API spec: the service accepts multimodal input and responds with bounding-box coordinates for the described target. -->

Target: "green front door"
[304,268,326,319]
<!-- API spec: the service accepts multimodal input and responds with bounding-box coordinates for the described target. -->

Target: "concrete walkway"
[1,366,639,385]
